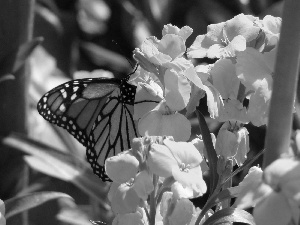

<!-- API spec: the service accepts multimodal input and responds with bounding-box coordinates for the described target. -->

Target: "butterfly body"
[37,76,138,181]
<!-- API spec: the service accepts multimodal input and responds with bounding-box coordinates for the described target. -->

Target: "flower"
[162,24,193,41]
[235,158,300,225]
[147,139,207,198]
[215,121,249,166]
[187,61,249,123]
[236,47,276,126]
[208,59,248,123]
[138,100,191,141]
[108,182,141,215]
[105,150,139,183]
[157,188,211,225]
[257,15,282,52]
[233,166,263,208]
[168,198,194,225]
[132,170,154,201]
[187,14,260,59]
[130,67,163,118]
[112,207,148,225]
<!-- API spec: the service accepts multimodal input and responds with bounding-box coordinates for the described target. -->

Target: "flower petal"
[148,143,178,177]
[254,191,292,225]
[211,59,240,99]
[112,208,148,225]
[105,151,139,183]
[138,103,191,141]
[133,171,154,201]
[172,166,207,197]
[165,69,191,111]
[163,139,202,166]
[110,183,140,214]
[168,198,194,225]
[158,34,185,59]
[236,48,273,92]
[134,80,163,120]
[264,158,300,192]
[224,14,260,42]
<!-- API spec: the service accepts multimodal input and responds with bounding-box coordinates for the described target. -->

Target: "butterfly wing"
[86,80,138,181]
[37,77,139,181]
[37,78,121,147]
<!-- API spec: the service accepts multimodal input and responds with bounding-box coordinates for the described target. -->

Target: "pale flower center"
[125,178,135,187]
[179,162,191,173]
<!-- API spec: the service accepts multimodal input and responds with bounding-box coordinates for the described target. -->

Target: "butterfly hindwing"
[86,80,138,181]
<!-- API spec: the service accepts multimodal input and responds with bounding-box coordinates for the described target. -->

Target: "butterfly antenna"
[125,63,139,80]
[112,40,135,69]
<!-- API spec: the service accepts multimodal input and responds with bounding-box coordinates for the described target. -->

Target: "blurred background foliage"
[0,0,284,224]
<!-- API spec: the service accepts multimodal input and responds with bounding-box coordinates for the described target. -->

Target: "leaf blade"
[5,191,72,219]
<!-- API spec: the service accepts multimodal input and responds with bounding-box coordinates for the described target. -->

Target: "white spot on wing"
[59,104,66,112]
[71,93,77,100]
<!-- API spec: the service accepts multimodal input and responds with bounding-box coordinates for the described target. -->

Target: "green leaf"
[57,207,98,225]
[2,133,110,207]
[0,74,15,83]
[221,148,265,187]
[195,187,241,224]
[4,191,72,219]
[13,37,44,72]
[35,2,63,33]
[202,207,255,225]
[196,109,219,194]
[0,37,43,75]
[204,187,241,213]
[80,42,131,74]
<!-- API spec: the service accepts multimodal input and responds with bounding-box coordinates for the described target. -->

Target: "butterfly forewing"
[37,78,120,147]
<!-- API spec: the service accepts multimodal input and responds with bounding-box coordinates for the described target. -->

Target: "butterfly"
[37,70,140,181]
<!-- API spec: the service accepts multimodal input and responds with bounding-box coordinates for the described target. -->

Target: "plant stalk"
[264,0,300,168]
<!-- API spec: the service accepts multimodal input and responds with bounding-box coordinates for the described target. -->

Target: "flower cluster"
[104,13,287,225]
[132,24,205,141]
[234,157,300,225]
[187,14,280,126]
[131,14,280,146]
[231,130,300,225]
[105,136,208,224]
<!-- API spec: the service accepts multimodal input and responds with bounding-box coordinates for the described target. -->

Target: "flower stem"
[264,0,300,168]
[149,175,158,225]
[221,159,233,208]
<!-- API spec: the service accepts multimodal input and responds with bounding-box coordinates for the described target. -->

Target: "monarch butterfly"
[37,69,141,181]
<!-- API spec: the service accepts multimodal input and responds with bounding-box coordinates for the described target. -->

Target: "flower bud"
[109,182,141,215]
[215,121,249,166]
[133,49,159,75]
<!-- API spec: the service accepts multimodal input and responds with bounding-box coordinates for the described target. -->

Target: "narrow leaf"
[13,37,44,72]
[57,206,111,225]
[222,148,265,186]
[2,133,109,206]
[57,207,95,225]
[202,207,255,225]
[80,42,131,73]
[5,191,72,219]
[202,188,241,214]
[196,109,219,194]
